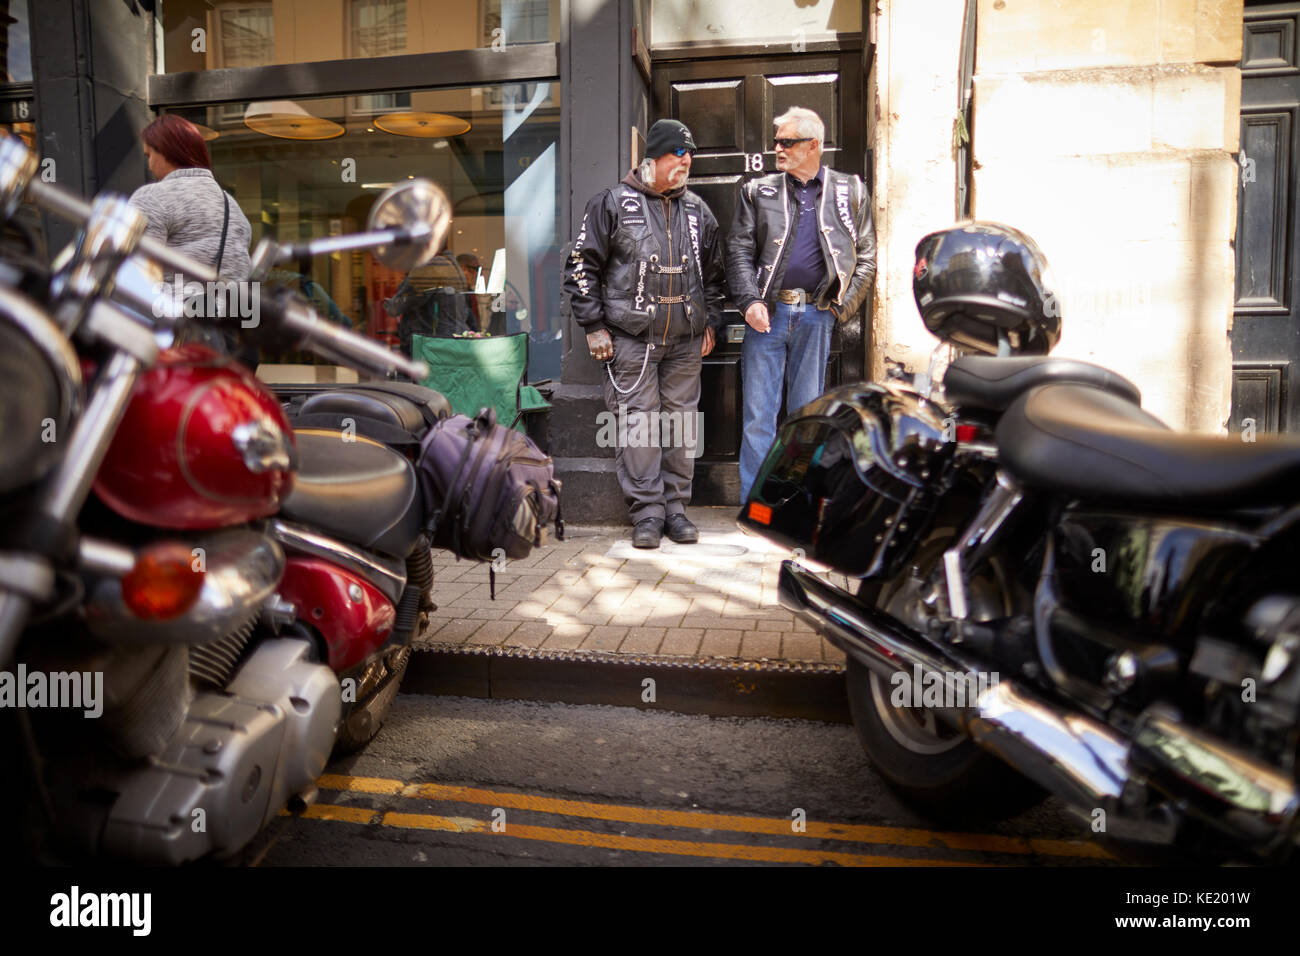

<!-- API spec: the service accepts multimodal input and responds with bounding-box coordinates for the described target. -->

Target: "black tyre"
[847,532,1046,824]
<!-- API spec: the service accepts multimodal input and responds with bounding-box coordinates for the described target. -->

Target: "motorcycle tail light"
[748,502,772,525]
[121,543,206,620]
[956,424,979,442]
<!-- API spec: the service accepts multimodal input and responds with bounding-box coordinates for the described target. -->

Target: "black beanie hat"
[645,119,696,159]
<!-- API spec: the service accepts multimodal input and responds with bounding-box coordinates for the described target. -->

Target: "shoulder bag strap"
[214,191,231,275]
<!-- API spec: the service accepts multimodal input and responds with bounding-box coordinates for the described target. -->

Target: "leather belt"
[777,289,807,305]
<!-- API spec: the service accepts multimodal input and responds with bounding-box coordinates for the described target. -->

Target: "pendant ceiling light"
[374,112,471,138]
[244,101,345,140]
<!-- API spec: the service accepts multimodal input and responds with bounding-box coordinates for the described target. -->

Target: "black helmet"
[912,221,1060,356]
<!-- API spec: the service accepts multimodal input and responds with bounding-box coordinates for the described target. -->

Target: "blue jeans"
[739,301,834,500]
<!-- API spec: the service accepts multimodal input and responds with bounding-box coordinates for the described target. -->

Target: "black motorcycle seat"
[297,383,451,435]
[996,383,1300,506]
[280,428,422,558]
[945,356,1141,412]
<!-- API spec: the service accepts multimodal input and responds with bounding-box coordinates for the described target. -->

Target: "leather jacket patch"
[833,180,856,245]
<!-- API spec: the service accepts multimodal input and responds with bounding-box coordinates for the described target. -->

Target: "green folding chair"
[410,332,550,433]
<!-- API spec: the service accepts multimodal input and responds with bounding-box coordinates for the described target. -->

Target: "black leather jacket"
[564,172,727,342]
[726,167,876,319]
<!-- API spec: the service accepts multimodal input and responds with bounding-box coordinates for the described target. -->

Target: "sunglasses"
[774,137,813,149]
[670,147,694,157]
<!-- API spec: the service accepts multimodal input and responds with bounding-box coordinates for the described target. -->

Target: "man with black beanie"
[563,119,728,548]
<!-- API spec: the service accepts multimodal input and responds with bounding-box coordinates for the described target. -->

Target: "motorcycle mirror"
[365,179,452,272]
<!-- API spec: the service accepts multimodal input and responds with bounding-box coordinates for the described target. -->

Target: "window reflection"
[161,0,559,73]
[173,81,562,379]
[1,1,37,253]
[0,0,32,84]
[351,0,406,57]
[216,4,274,67]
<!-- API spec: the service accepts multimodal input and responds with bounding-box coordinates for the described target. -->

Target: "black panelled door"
[653,51,865,461]
[1234,2,1300,433]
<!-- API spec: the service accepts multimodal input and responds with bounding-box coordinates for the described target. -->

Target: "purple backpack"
[416,407,563,592]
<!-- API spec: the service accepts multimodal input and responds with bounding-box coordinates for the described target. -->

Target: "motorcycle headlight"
[0,285,81,493]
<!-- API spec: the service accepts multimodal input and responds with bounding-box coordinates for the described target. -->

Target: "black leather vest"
[602,185,710,341]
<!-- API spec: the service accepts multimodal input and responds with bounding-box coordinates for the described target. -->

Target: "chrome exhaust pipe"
[1130,705,1300,855]
[778,560,1129,808]
[967,681,1128,806]
[777,559,969,700]
[780,560,1300,853]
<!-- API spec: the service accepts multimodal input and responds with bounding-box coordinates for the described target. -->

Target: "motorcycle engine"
[42,637,339,864]
[1189,594,1300,773]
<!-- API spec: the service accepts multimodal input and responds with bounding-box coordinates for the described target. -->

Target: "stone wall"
[869,0,970,382]
[968,0,1243,431]
[874,0,1243,432]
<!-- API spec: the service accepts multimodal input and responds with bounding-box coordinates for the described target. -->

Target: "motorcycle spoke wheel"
[844,528,1047,823]
[867,670,965,755]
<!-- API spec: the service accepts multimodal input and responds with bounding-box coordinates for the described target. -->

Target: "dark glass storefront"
[158,0,559,73]
[21,0,869,514]
[0,0,39,250]
[155,0,563,379]
[167,83,563,379]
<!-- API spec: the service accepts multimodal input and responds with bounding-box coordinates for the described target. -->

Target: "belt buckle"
[779,288,806,311]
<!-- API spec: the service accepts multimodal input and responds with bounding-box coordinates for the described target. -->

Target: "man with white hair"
[726,106,876,501]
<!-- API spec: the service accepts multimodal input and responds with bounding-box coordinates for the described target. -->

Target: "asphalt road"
[251,694,1122,866]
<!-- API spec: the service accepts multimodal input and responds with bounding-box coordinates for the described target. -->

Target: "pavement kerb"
[402,506,852,722]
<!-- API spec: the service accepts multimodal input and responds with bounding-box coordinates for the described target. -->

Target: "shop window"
[351,0,406,56]
[209,5,275,127]
[650,0,859,47]
[0,0,38,253]
[160,0,559,73]
[215,4,274,68]
[0,0,31,83]
[481,0,550,45]
[349,0,409,116]
[169,81,563,380]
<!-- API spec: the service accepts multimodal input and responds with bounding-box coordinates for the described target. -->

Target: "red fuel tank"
[94,345,296,528]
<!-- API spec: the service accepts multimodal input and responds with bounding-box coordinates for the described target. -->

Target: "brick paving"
[416,506,846,663]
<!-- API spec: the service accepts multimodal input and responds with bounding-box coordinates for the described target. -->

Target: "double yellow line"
[283,774,1112,866]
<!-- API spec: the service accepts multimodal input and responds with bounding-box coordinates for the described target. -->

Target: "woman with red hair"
[128,114,251,281]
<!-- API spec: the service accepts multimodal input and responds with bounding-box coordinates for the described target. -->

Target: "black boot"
[664,513,699,544]
[632,517,664,548]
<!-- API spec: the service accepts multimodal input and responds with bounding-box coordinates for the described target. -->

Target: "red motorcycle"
[0,131,452,863]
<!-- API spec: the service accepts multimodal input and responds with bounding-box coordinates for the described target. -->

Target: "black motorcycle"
[740,222,1300,862]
